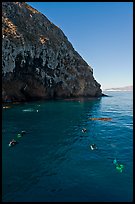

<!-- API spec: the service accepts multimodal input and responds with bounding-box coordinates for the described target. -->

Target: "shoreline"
[2,93,109,105]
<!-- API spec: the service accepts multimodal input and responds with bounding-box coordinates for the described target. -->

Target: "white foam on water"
[22,108,35,112]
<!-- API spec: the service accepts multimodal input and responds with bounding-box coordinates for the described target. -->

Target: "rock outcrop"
[2,2,102,102]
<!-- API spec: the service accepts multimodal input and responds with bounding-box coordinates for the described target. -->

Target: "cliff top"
[2,2,71,48]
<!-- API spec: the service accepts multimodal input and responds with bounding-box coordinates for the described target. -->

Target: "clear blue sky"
[27,2,133,89]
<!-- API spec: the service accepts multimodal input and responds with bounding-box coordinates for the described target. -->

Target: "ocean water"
[2,91,133,202]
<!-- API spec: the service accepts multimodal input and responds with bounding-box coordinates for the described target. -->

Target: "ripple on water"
[2,92,133,202]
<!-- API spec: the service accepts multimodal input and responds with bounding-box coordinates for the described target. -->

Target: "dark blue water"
[2,91,133,202]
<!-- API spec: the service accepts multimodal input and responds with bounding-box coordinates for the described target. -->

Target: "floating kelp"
[89,117,112,121]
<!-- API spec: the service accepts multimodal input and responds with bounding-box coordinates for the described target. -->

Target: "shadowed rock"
[2,2,102,102]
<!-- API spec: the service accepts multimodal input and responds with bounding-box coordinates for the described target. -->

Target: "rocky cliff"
[2,2,102,102]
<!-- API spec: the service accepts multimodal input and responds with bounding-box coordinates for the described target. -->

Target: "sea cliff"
[2,2,102,102]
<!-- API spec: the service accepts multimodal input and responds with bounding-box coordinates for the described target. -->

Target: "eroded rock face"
[2,2,102,102]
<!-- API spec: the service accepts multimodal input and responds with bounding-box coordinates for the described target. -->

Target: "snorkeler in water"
[90,144,97,150]
[82,128,87,133]
[9,139,18,147]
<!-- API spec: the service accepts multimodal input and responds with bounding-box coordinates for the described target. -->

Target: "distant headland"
[103,85,133,92]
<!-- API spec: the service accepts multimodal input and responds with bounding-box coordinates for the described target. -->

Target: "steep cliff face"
[2,2,102,102]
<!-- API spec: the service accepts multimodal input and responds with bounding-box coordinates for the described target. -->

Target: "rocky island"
[2,2,102,102]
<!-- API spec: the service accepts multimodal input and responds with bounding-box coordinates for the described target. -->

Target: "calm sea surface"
[2,91,133,202]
